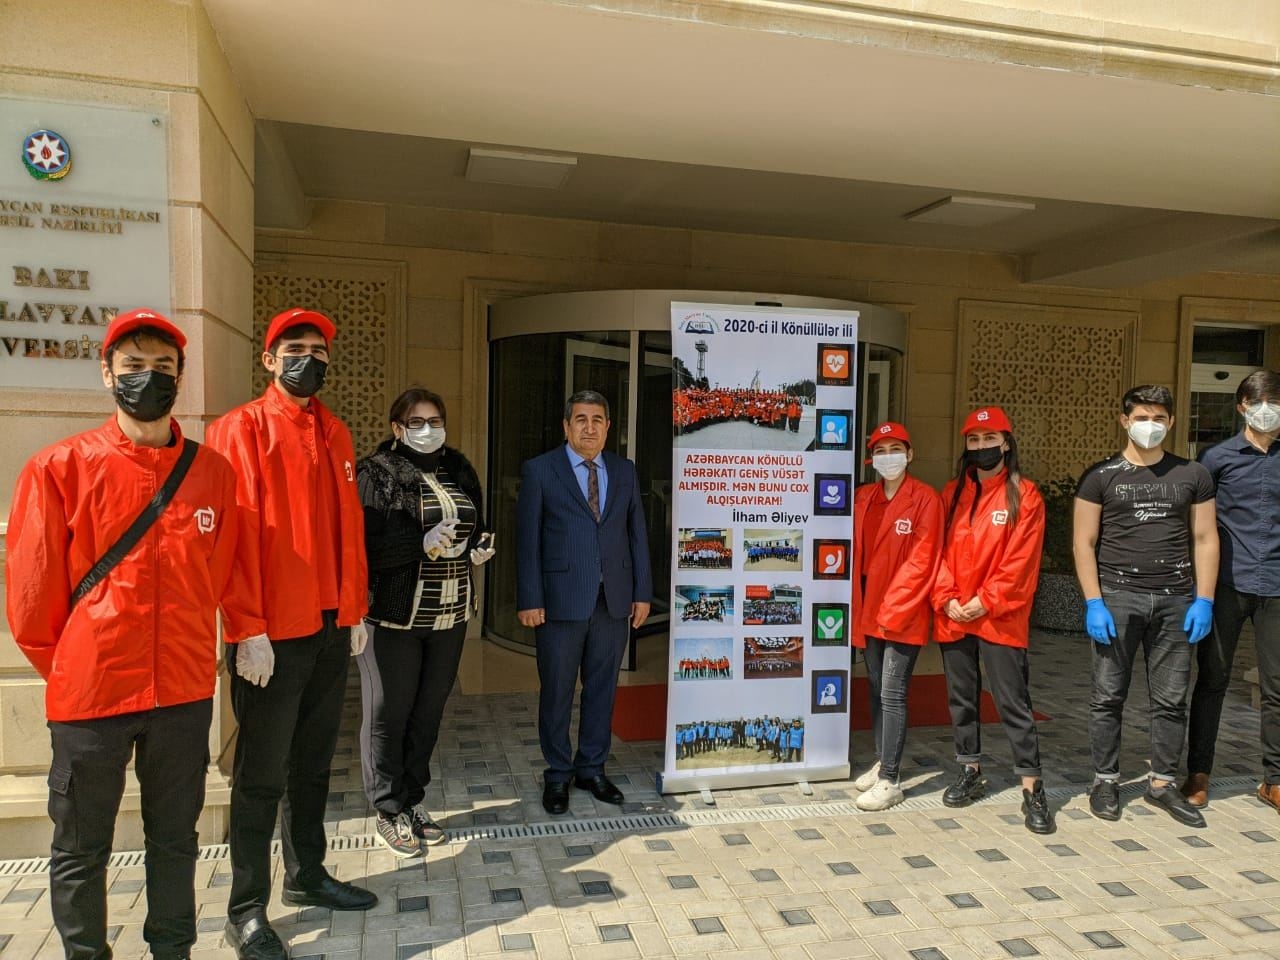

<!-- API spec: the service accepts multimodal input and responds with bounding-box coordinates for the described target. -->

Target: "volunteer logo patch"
[894,519,913,535]
[991,510,1008,526]
[22,130,72,181]
[194,506,216,534]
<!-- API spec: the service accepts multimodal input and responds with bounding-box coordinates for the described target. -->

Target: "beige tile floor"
[2,629,1278,960]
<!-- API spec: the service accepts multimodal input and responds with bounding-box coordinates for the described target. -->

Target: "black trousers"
[535,590,629,783]
[940,634,1043,778]
[356,620,467,817]
[1189,585,1280,781]
[226,612,350,922]
[48,699,212,960]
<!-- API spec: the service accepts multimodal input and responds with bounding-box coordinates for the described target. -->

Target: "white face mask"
[1127,420,1168,450]
[401,424,445,454]
[871,451,908,480]
[1244,401,1280,433]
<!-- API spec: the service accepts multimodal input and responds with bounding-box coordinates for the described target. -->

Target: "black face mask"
[277,355,328,398]
[963,445,1005,472]
[112,370,178,423]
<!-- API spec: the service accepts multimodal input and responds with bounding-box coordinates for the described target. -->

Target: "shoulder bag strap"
[70,438,200,608]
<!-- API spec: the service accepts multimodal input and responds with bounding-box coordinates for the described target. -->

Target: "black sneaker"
[1089,779,1121,820]
[1145,781,1206,828]
[374,812,420,859]
[407,804,447,846]
[1022,780,1055,835]
[942,765,986,807]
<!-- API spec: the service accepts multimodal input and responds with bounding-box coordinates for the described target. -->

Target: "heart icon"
[825,353,846,374]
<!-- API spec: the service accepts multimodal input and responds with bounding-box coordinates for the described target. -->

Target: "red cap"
[866,421,911,450]
[102,308,187,353]
[264,308,336,350]
[961,406,1013,435]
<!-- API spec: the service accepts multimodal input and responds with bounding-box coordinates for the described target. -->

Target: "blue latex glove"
[1183,597,1214,644]
[1085,598,1116,644]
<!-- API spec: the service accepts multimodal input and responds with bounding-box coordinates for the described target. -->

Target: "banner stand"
[657,762,851,797]
[660,302,858,795]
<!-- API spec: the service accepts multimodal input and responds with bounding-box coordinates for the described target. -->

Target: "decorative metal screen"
[956,300,1138,484]
[252,258,405,459]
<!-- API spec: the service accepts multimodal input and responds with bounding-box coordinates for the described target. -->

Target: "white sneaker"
[855,778,905,811]
[854,761,881,792]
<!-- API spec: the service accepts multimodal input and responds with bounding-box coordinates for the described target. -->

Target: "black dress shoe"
[574,774,624,805]
[1021,781,1055,835]
[1145,782,1206,828]
[543,780,570,815]
[225,915,289,960]
[942,765,985,808]
[281,874,377,911]
[1089,779,1121,820]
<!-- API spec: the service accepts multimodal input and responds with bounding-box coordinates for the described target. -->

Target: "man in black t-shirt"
[1073,385,1218,828]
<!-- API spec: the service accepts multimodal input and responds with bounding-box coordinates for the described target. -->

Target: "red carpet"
[612,674,1048,742]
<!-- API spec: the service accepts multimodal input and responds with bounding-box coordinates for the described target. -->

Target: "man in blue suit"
[516,390,652,815]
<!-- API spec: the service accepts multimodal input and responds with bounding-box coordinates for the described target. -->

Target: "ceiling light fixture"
[904,195,1036,227]
[465,147,577,189]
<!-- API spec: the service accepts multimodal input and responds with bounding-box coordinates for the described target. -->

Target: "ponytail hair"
[944,431,1022,535]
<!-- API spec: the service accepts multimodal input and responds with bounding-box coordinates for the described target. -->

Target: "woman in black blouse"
[356,387,494,858]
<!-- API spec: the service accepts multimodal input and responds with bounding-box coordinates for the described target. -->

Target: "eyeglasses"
[401,417,444,429]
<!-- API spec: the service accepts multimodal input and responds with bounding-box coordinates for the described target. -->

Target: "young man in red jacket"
[6,309,239,960]
[208,309,372,960]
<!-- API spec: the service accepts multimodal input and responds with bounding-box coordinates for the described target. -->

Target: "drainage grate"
[0,775,1261,876]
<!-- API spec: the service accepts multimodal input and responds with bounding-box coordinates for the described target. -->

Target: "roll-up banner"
[659,302,858,794]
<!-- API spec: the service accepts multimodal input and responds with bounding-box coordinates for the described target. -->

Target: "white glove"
[350,620,368,656]
[470,532,496,566]
[235,634,274,688]
[423,518,459,559]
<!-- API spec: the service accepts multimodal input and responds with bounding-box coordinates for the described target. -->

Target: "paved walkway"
[2,630,1278,959]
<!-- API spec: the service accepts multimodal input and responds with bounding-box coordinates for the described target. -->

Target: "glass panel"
[857,343,905,482]
[1192,326,1264,365]
[1188,389,1243,460]
[637,331,673,621]
[486,329,631,649]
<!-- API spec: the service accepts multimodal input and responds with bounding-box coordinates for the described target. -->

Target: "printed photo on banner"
[742,528,803,571]
[673,713,807,769]
[813,409,854,451]
[675,584,735,623]
[811,602,849,646]
[672,317,820,452]
[811,669,849,714]
[743,635,804,678]
[741,583,802,625]
[812,473,852,517]
[812,539,851,580]
[677,528,733,570]
[673,637,734,681]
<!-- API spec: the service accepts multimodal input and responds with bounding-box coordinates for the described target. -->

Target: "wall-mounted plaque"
[0,98,170,390]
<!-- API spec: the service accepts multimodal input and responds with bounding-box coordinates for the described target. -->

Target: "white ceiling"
[204,0,1280,284]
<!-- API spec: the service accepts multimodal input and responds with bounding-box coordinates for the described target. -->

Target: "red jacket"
[932,471,1045,648]
[207,384,368,642]
[851,474,944,647]
[5,419,238,721]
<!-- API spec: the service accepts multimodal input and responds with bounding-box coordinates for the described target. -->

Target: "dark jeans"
[357,620,467,817]
[863,637,922,782]
[48,699,212,960]
[940,634,1042,778]
[1089,589,1191,782]
[535,589,629,783]
[226,612,350,922]
[1189,585,1280,781]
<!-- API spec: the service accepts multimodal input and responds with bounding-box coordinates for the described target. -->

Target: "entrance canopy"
[203,0,1280,288]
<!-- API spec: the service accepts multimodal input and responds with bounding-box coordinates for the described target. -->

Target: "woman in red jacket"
[851,422,944,811]
[932,406,1054,834]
